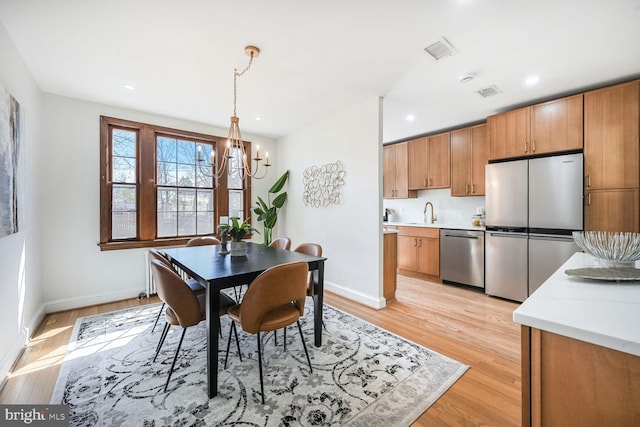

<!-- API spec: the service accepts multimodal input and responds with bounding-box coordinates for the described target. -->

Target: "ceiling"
[1,0,639,143]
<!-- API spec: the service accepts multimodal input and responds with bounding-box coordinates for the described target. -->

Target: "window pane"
[178,189,196,212]
[157,137,177,162]
[157,188,177,237]
[196,165,214,188]
[196,189,213,211]
[112,129,136,157]
[177,163,196,187]
[112,184,136,239]
[228,147,244,189]
[177,139,196,164]
[197,211,213,235]
[112,212,136,239]
[112,157,136,183]
[229,189,244,220]
[178,212,196,235]
[157,161,177,186]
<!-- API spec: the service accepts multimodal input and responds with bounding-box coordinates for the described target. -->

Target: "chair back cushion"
[294,243,323,295]
[150,260,203,327]
[269,237,292,250]
[239,261,308,333]
[186,236,221,246]
[148,248,174,270]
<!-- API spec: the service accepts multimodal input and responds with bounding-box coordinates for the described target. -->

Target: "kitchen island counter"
[513,252,640,356]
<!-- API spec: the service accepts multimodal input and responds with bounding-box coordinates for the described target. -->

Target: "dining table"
[162,241,327,398]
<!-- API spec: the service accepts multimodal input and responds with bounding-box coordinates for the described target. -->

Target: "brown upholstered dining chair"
[224,261,313,404]
[269,237,291,250]
[148,248,206,332]
[294,243,323,297]
[150,259,239,392]
[186,236,221,246]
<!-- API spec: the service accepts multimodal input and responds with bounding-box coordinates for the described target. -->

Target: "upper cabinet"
[383,142,416,199]
[408,132,451,190]
[451,124,488,196]
[584,80,639,232]
[489,94,584,161]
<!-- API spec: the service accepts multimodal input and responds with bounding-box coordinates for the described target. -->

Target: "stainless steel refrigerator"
[485,153,583,302]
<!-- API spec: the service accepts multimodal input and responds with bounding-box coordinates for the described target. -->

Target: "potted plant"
[254,170,289,246]
[218,217,257,256]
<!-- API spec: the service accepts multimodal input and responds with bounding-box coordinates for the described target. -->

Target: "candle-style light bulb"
[256,144,260,159]
[210,150,215,165]
[197,145,203,161]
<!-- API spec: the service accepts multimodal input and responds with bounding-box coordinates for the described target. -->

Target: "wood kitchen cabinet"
[489,94,583,160]
[521,326,640,427]
[396,226,439,280]
[451,124,488,196]
[383,142,416,199]
[408,132,451,190]
[584,80,639,232]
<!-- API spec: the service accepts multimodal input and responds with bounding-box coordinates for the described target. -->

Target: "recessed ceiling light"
[525,76,539,86]
[459,73,475,83]
[405,114,415,122]
[123,84,136,90]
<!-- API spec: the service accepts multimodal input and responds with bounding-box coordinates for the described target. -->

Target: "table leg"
[313,261,324,347]
[207,284,220,398]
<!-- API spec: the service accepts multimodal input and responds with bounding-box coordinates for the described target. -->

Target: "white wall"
[383,189,485,225]
[41,94,277,311]
[279,97,384,308]
[0,22,45,380]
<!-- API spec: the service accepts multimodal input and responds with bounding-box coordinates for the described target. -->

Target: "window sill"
[97,234,255,251]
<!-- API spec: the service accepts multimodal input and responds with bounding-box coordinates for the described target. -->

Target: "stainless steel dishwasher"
[440,229,485,289]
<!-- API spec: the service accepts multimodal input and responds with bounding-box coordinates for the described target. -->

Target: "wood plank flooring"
[0,276,521,426]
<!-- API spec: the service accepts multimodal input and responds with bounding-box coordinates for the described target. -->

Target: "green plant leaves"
[269,170,289,194]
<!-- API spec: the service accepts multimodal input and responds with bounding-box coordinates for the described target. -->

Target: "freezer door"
[529,234,580,295]
[529,153,583,230]
[485,231,528,302]
[485,160,528,228]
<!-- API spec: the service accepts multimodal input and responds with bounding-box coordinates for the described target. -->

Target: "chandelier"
[197,45,270,180]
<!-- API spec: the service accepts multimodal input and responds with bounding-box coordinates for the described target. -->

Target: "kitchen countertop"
[513,252,640,357]
[383,221,485,232]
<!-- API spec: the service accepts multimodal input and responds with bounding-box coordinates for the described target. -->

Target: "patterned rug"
[51,299,468,426]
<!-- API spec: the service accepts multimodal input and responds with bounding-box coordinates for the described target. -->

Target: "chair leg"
[154,322,171,362]
[151,303,165,333]
[257,332,265,404]
[224,322,233,369]
[233,321,242,362]
[164,328,187,392]
[283,326,287,351]
[296,321,313,373]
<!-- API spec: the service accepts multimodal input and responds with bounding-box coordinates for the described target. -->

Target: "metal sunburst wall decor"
[302,160,345,207]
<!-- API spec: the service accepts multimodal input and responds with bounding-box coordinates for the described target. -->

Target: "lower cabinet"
[521,327,640,427]
[397,226,439,280]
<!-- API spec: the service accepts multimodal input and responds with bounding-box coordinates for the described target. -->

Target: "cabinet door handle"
[524,141,528,153]
[414,238,417,247]
[532,140,536,153]
[465,184,469,194]
[424,178,428,187]
[418,239,422,247]
[587,193,591,206]
[472,184,476,193]
[429,178,433,187]
[587,175,591,187]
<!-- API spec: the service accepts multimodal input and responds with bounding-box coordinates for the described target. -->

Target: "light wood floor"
[0,276,521,426]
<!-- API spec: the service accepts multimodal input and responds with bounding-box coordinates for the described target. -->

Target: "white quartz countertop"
[383,221,485,232]
[513,252,640,357]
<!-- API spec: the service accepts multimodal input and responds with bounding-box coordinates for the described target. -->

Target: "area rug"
[51,299,468,426]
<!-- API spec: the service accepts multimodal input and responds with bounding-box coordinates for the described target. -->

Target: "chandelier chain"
[232,53,255,116]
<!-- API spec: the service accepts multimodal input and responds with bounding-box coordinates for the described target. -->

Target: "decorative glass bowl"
[572,231,640,268]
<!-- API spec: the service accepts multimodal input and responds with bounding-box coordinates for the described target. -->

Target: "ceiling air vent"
[477,85,501,98]
[423,37,458,60]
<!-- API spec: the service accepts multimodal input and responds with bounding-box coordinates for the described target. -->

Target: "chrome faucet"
[423,201,436,224]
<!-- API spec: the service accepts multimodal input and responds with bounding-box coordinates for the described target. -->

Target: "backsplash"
[383,188,485,225]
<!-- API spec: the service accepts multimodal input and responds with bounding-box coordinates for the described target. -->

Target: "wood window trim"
[99,116,252,251]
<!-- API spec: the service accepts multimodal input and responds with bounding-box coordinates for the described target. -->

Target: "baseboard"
[44,289,145,313]
[0,330,28,393]
[324,280,386,309]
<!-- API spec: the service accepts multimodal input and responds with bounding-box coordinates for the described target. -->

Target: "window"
[99,116,252,250]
